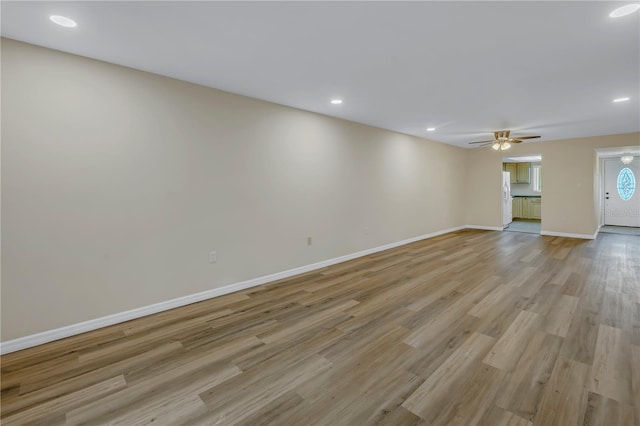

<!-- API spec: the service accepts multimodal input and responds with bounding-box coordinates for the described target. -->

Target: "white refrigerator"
[502,172,513,227]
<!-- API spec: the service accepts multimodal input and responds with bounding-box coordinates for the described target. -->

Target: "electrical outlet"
[209,251,217,263]
[307,236,312,246]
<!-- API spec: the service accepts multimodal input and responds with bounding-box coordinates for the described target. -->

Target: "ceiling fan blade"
[469,140,495,144]
[504,130,511,138]
[512,135,541,140]
[494,131,500,140]
[510,140,523,143]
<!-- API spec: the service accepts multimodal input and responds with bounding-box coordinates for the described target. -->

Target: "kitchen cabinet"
[512,197,522,218]
[516,163,530,184]
[512,197,541,220]
[521,198,531,219]
[529,198,541,219]
[504,163,517,184]
[503,162,530,184]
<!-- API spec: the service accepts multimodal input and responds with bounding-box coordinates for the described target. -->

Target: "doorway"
[602,156,640,231]
[502,155,542,235]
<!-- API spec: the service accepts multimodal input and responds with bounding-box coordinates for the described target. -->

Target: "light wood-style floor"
[1,229,639,425]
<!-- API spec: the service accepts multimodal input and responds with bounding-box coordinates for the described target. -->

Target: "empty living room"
[1,1,639,425]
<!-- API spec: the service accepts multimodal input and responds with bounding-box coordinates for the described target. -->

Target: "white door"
[604,157,640,227]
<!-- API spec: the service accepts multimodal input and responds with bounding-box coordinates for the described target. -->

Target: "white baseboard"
[540,230,597,240]
[465,225,504,231]
[467,225,598,240]
[0,225,468,355]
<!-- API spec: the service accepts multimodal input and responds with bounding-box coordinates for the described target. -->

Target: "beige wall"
[1,39,466,340]
[465,132,640,235]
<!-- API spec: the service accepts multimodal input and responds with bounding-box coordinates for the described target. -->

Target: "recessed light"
[330,99,343,105]
[426,127,436,132]
[50,15,77,28]
[613,97,631,102]
[609,4,640,18]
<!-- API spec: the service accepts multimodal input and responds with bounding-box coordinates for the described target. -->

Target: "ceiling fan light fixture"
[491,141,511,151]
[621,154,634,164]
[468,130,540,150]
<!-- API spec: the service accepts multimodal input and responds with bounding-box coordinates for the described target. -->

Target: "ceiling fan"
[469,130,541,151]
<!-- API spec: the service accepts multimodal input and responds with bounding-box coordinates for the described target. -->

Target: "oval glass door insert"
[617,167,636,201]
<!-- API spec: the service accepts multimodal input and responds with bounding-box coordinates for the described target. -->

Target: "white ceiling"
[2,1,639,148]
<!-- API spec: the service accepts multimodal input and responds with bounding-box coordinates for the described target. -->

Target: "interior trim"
[465,225,504,231]
[9,224,599,355]
[540,229,598,240]
[1,225,470,355]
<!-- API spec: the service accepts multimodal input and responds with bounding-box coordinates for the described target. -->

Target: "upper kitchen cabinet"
[504,162,531,184]
[503,163,517,184]
[516,163,530,184]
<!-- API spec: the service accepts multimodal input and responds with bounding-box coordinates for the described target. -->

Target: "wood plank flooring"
[1,229,638,425]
